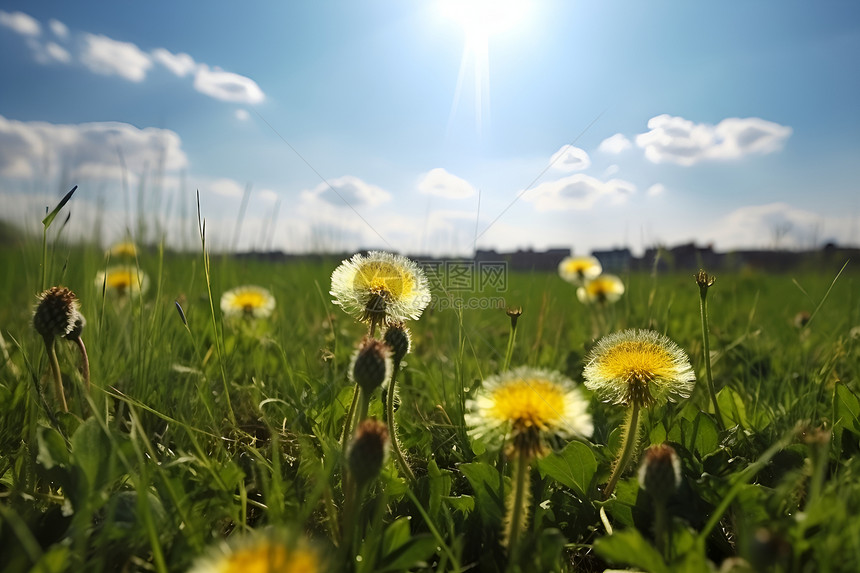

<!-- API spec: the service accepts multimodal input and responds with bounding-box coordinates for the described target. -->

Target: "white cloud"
[0,114,187,179]
[48,18,68,39]
[708,203,844,250]
[194,64,265,104]
[417,167,476,199]
[258,189,279,203]
[151,47,196,77]
[603,164,620,177]
[80,33,152,82]
[635,114,792,165]
[549,145,591,172]
[0,10,41,36]
[42,42,71,63]
[208,178,246,198]
[647,183,666,197]
[235,109,250,121]
[301,175,391,209]
[526,174,636,212]
[598,133,632,154]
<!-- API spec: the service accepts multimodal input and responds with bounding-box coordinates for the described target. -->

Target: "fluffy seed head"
[33,286,79,340]
[583,329,696,407]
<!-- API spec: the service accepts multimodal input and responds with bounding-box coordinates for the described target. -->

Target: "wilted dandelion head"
[188,530,320,573]
[108,241,138,259]
[348,417,390,486]
[466,366,592,459]
[33,286,80,340]
[583,329,695,407]
[221,286,276,319]
[330,251,430,329]
[576,274,625,305]
[95,266,149,297]
[350,337,392,394]
[559,255,602,285]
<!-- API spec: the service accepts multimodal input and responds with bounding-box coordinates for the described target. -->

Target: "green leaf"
[593,528,669,573]
[36,427,69,470]
[70,417,112,496]
[42,186,77,228]
[442,495,474,514]
[717,387,748,429]
[835,383,860,435]
[378,534,437,572]
[427,458,452,520]
[459,462,505,525]
[381,516,411,555]
[537,440,597,497]
[668,413,719,458]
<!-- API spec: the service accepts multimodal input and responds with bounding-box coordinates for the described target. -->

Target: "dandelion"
[558,255,602,285]
[467,367,592,555]
[330,251,430,334]
[107,241,138,259]
[576,274,625,305]
[381,322,415,482]
[188,530,320,573]
[221,285,276,319]
[95,265,149,297]
[638,443,682,557]
[468,366,593,457]
[583,329,695,498]
[347,418,390,487]
[33,286,80,412]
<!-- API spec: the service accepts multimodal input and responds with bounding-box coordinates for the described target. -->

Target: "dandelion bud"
[351,338,391,394]
[33,286,79,341]
[638,443,681,502]
[348,418,390,486]
[695,269,716,294]
[506,306,523,329]
[383,322,411,367]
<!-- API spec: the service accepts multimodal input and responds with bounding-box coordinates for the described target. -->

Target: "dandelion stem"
[654,499,669,560]
[340,384,360,451]
[604,401,641,499]
[72,336,90,391]
[502,311,520,372]
[505,449,530,568]
[697,271,725,431]
[386,363,416,483]
[44,337,68,413]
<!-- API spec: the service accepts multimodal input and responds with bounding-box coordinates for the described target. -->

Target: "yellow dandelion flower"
[188,532,320,573]
[330,251,430,330]
[467,366,592,457]
[95,266,149,297]
[221,285,276,319]
[108,241,138,258]
[576,274,625,305]
[583,329,695,407]
[558,255,602,285]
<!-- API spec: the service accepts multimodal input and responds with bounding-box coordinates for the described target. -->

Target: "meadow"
[1,198,859,572]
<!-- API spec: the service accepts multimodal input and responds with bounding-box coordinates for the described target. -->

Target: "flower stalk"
[696,270,725,431]
[603,400,640,499]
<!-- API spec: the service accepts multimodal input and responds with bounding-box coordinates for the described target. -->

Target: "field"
[1,207,859,572]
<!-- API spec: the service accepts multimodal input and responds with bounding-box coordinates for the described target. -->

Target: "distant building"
[592,248,634,273]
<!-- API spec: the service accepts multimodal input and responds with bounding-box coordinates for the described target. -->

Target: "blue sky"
[1,1,858,255]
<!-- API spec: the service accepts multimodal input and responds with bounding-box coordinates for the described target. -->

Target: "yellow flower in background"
[188,531,320,573]
[577,274,625,305]
[467,366,592,458]
[558,255,602,285]
[108,241,138,259]
[583,329,695,407]
[330,251,430,330]
[221,286,276,319]
[95,266,149,297]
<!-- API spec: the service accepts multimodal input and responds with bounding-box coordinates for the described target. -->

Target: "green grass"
[1,220,859,572]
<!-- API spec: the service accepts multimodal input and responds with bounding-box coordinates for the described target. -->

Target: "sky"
[1,0,859,256]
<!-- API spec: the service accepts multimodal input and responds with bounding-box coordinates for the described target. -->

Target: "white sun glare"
[438,0,530,137]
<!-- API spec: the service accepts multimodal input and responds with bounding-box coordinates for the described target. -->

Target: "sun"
[437,0,531,137]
